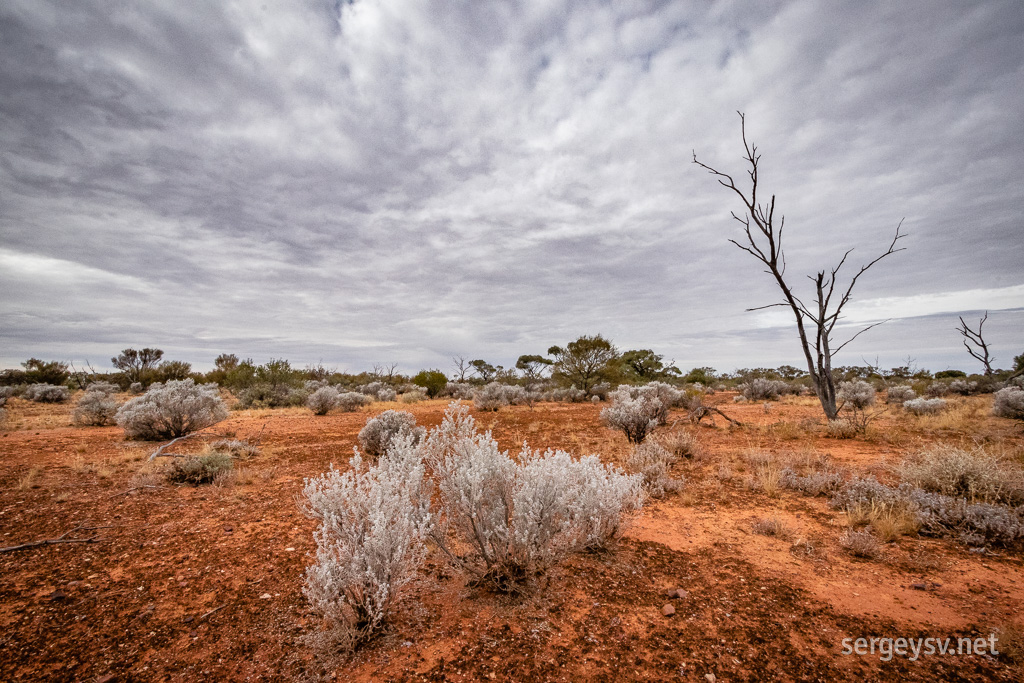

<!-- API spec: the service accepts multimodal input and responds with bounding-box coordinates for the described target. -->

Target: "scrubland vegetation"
[1,342,1024,681]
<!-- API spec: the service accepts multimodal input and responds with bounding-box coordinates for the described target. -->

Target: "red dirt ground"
[1,393,1022,681]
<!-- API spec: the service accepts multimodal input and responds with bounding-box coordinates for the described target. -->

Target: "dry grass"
[751,516,792,539]
[845,500,920,542]
[17,467,42,490]
[840,528,881,559]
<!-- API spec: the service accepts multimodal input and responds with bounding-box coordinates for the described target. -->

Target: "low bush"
[903,397,947,415]
[993,387,1024,420]
[301,436,432,647]
[337,391,372,412]
[116,379,229,440]
[898,445,1024,505]
[751,516,791,539]
[886,385,916,404]
[840,528,881,558]
[443,382,475,400]
[357,410,425,457]
[824,419,859,439]
[307,386,340,415]
[601,385,663,444]
[656,430,703,459]
[73,389,119,426]
[167,452,234,485]
[837,380,876,410]
[129,382,144,394]
[626,441,682,498]
[209,438,261,458]
[948,379,978,396]
[780,468,845,496]
[357,382,397,402]
[925,382,950,397]
[85,381,120,395]
[739,378,790,401]
[23,383,70,403]
[472,382,517,411]
[399,389,428,403]
[235,382,302,409]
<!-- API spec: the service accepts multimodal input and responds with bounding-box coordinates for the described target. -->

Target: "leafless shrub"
[301,436,432,647]
[752,516,791,539]
[167,452,233,485]
[357,410,424,458]
[993,387,1024,420]
[73,389,119,426]
[903,397,947,415]
[626,441,682,498]
[115,379,228,440]
[886,385,916,404]
[23,383,70,403]
[209,438,261,459]
[840,528,881,558]
[307,386,340,415]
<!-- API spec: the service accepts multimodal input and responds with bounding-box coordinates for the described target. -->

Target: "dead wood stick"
[0,525,112,554]
[107,485,162,498]
[199,604,227,620]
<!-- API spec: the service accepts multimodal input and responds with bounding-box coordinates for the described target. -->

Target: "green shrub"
[413,370,447,398]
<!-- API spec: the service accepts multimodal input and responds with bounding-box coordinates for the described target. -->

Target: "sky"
[1,0,1022,377]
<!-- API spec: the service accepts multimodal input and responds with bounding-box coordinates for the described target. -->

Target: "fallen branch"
[199,604,227,620]
[107,485,163,498]
[0,525,112,554]
[688,406,744,427]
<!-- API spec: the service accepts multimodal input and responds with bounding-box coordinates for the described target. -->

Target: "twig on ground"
[0,525,112,554]
[107,485,163,498]
[200,605,227,620]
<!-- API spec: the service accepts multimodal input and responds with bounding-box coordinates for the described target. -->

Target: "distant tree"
[305,361,333,382]
[451,356,471,382]
[22,358,69,385]
[413,370,447,398]
[619,349,680,383]
[515,354,553,380]
[694,112,905,421]
[111,348,164,384]
[1014,353,1024,378]
[775,365,805,380]
[935,370,967,379]
[683,367,717,384]
[256,358,298,389]
[548,335,618,393]
[469,359,497,383]
[372,363,399,381]
[957,312,995,376]
[214,354,240,372]
[157,360,192,382]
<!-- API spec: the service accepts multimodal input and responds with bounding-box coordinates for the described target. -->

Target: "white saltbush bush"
[627,441,682,498]
[739,378,790,401]
[307,386,340,415]
[337,391,372,412]
[115,379,228,440]
[301,434,433,644]
[837,380,876,410]
[23,383,70,403]
[357,409,424,457]
[600,385,663,443]
[993,387,1024,421]
[73,388,119,426]
[886,385,916,404]
[903,397,947,415]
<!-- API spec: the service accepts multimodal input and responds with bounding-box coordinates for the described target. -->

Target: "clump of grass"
[840,528,881,558]
[752,516,791,539]
[743,451,783,497]
[898,444,1024,506]
[656,430,704,459]
[17,467,42,490]
[824,419,859,439]
[208,438,261,459]
[167,452,234,485]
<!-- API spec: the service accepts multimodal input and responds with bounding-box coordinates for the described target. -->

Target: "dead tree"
[957,312,994,376]
[693,112,905,421]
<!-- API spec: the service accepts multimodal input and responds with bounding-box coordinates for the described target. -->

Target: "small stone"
[674,589,689,599]
[285,547,295,552]
[96,675,116,683]
[260,593,272,599]
[49,590,68,601]
[910,583,928,591]
[661,603,675,616]
[183,616,194,623]
[705,674,717,683]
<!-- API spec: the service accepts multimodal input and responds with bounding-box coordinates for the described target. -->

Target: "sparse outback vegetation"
[115,379,229,440]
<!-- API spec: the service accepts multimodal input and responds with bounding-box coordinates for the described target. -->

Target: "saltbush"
[307,386,340,415]
[903,397,947,415]
[116,379,229,440]
[739,378,790,401]
[886,385,916,404]
[337,391,372,412]
[600,385,662,444]
[898,445,1024,505]
[357,410,424,457]
[73,389,119,426]
[993,387,1024,420]
[167,452,234,485]
[626,441,682,498]
[23,383,70,403]
[837,380,876,410]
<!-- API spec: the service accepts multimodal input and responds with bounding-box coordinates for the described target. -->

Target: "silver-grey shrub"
[443,382,475,400]
[357,410,424,457]
[948,379,977,396]
[425,403,643,590]
[473,382,527,411]
[307,386,340,415]
[626,441,682,498]
[129,382,144,394]
[837,380,876,410]
[925,381,950,397]
[399,389,428,403]
[24,383,70,403]
[357,382,396,402]
[86,381,120,395]
[600,385,662,444]
[0,386,15,400]
[115,379,228,440]
[903,397,947,415]
[886,385,916,404]
[301,435,433,645]
[739,378,789,401]
[337,391,372,412]
[73,389,119,426]
[993,387,1024,420]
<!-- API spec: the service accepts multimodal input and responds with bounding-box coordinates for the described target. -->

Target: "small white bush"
[443,382,475,400]
[129,382,144,394]
[357,410,424,457]
[473,382,517,411]
[428,403,643,590]
[739,378,789,401]
[925,382,950,397]
[399,389,428,403]
[357,382,397,402]
[886,385,916,404]
[115,379,228,440]
[993,387,1024,420]
[23,383,70,403]
[301,435,433,645]
[903,397,947,415]
[307,386,340,415]
[73,389,119,426]
[837,380,876,410]
[600,385,662,443]
[85,381,120,395]
[899,444,1024,505]
[337,391,372,412]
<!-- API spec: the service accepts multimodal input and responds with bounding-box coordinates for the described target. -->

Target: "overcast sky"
[1,0,1022,377]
